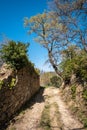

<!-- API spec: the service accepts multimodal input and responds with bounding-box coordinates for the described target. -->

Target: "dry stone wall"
[0,64,40,129]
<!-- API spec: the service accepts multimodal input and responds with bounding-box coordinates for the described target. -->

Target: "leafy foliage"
[8,78,16,89]
[60,46,87,83]
[73,52,87,82]
[0,40,29,70]
[50,75,61,87]
[60,59,74,83]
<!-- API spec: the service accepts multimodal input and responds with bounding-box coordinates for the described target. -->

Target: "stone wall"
[0,64,40,129]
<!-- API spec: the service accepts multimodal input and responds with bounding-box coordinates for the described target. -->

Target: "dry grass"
[40,103,51,130]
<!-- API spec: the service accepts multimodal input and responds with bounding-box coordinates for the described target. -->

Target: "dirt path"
[6,88,45,130]
[50,88,84,130]
[6,87,85,130]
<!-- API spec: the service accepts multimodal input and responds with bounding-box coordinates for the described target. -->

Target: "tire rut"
[51,88,85,130]
[50,103,63,130]
[6,87,85,130]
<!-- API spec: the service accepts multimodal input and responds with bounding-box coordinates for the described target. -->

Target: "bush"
[61,60,74,84]
[61,49,87,83]
[0,41,29,70]
[50,76,61,87]
[74,52,87,82]
[8,78,16,89]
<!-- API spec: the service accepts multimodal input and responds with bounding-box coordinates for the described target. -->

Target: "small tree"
[0,40,29,70]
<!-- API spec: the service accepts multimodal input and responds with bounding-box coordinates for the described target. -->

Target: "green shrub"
[50,76,61,87]
[60,59,75,84]
[8,78,16,89]
[0,40,29,70]
[60,46,87,84]
[73,52,87,82]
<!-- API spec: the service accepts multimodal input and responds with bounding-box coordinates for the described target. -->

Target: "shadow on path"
[3,87,45,130]
[13,87,45,115]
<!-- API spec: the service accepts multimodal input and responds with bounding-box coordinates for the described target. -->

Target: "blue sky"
[0,0,53,71]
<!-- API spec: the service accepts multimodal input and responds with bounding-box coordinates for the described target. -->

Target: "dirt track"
[6,87,85,130]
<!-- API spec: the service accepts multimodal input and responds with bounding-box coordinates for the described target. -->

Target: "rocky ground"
[6,87,86,130]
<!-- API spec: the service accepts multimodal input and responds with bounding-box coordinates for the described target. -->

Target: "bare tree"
[24,13,68,80]
[49,0,87,52]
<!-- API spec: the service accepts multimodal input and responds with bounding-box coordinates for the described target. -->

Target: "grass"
[40,103,51,130]
[78,112,87,127]
[83,89,87,100]
[71,85,76,99]
[52,102,63,129]
[70,104,87,128]
[82,118,87,127]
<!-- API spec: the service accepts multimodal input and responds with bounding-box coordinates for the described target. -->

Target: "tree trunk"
[48,50,63,82]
